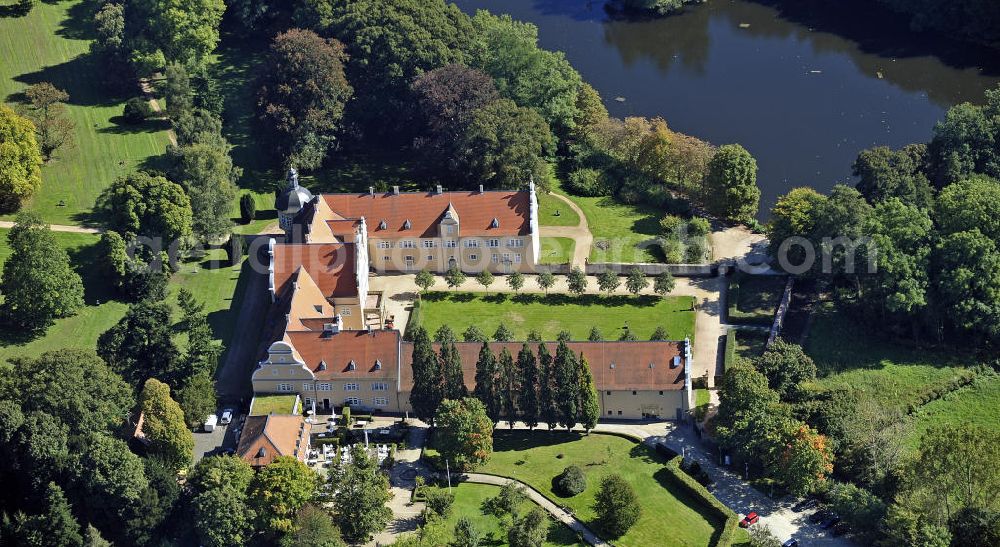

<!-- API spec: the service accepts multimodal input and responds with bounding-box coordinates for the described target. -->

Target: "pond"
[453,0,1000,216]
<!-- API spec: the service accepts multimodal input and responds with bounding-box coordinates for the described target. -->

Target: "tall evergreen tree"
[537,343,557,430]
[577,354,601,431]
[436,326,468,400]
[472,342,500,424]
[409,327,443,421]
[553,341,580,430]
[17,482,83,547]
[517,343,540,429]
[497,347,518,428]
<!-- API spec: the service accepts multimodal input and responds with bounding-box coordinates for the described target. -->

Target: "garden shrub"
[555,465,587,496]
[566,168,610,196]
[424,488,455,518]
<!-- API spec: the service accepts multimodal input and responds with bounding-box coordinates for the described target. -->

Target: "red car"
[740,512,760,528]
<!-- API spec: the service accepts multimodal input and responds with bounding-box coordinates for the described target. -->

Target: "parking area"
[192,412,245,463]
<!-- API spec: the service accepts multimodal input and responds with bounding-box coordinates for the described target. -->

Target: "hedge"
[661,457,740,546]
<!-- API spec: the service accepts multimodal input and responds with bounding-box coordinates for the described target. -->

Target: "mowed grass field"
[474,431,721,546]
[538,236,575,264]
[432,483,584,546]
[906,373,1000,449]
[0,0,171,225]
[561,193,663,263]
[413,292,696,342]
[0,228,245,364]
[537,190,580,227]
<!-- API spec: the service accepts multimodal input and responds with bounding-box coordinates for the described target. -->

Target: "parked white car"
[220,409,234,425]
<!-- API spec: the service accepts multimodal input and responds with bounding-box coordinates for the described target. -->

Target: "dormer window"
[378,220,387,230]
[318,360,327,371]
[403,219,412,230]
[313,305,323,313]
[347,360,356,371]
[374,359,382,370]
[610,362,616,369]
[490,217,499,228]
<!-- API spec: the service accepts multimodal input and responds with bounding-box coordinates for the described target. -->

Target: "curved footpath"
[460,472,611,547]
[538,192,593,268]
[0,220,100,233]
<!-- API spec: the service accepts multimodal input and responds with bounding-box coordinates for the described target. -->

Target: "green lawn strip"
[249,394,298,415]
[0,0,171,225]
[537,191,580,227]
[462,431,722,546]
[905,373,1000,450]
[434,483,584,546]
[727,273,784,325]
[170,247,246,353]
[413,292,695,342]
[803,303,977,413]
[556,194,662,264]
[538,237,575,265]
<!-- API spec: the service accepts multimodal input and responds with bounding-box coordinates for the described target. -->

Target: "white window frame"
[488,238,500,248]
[340,307,352,316]
[515,253,522,263]
[469,254,478,261]
[444,240,457,248]
[302,383,313,392]
[377,241,392,249]
[345,397,362,406]
[464,239,480,248]
[492,254,499,264]
[316,383,331,391]
[277,383,293,392]
[508,238,523,248]
[373,397,388,407]
[422,240,436,248]
[372,382,388,391]
[383,256,390,261]
[400,240,416,249]
[344,383,360,391]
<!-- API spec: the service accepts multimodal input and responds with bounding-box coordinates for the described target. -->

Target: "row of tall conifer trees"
[409,326,601,430]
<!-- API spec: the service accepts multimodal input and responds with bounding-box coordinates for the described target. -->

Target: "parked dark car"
[793,498,818,512]
[782,539,799,547]
[739,512,760,528]
[820,515,842,529]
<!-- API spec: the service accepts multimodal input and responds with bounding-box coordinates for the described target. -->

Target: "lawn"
[432,483,584,546]
[472,431,722,546]
[170,247,249,352]
[727,273,785,325]
[537,191,580,227]
[413,292,696,342]
[538,237,575,265]
[905,373,1000,449]
[0,0,171,225]
[559,194,663,263]
[803,303,977,413]
[250,394,298,416]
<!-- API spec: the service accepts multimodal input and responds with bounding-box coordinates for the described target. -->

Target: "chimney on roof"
[478,184,484,193]
[392,185,399,195]
[369,186,374,196]
[436,184,443,194]
[322,315,342,336]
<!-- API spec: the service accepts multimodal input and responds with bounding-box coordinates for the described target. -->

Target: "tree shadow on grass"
[492,429,584,452]
[57,0,99,40]
[101,116,172,135]
[13,53,128,107]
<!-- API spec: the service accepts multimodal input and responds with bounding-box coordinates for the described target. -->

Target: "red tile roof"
[321,190,531,237]
[237,414,311,467]
[272,243,357,299]
[284,330,399,381]
[399,341,685,391]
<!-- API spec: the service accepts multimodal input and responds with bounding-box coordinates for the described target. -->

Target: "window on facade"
[400,240,416,249]
[317,383,331,391]
[488,238,500,248]
[632,390,637,395]
[341,307,352,316]
[492,254,499,264]
[514,254,522,263]
[426,255,433,261]
[503,253,511,262]
[446,226,455,235]
[508,238,523,247]
[606,391,611,395]
[422,240,436,248]
[659,391,664,395]
[464,239,479,248]
[373,397,388,407]
[617,410,623,415]
[345,397,362,406]
[608,410,613,415]
[445,240,457,248]
[305,397,313,408]
[469,254,478,261]
[377,241,391,249]
[303,383,313,392]
[344,383,360,391]
[277,383,293,392]
[372,382,388,391]
[383,256,390,261]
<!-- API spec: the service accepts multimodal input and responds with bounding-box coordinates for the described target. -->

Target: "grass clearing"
[537,191,580,227]
[906,373,1000,449]
[433,483,584,546]
[467,431,722,546]
[558,194,662,263]
[727,273,784,325]
[539,237,575,264]
[0,0,171,225]
[413,292,695,342]
[803,303,977,413]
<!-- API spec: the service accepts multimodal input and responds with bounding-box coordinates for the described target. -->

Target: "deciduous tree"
[434,398,493,471]
[138,378,193,471]
[537,271,556,294]
[567,267,587,296]
[0,105,42,210]
[457,99,553,190]
[705,143,760,224]
[331,446,392,542]
[249,456,319,535]
[594,474,641,538]
[24,82,74,159]
[98,300,180,389]
[475,269,495,294]
[97,171,192,242]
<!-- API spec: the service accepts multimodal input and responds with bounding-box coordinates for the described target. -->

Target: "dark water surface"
[453,0,1000,215]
